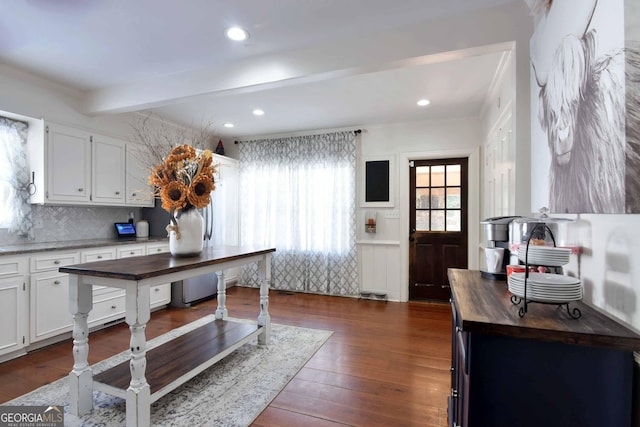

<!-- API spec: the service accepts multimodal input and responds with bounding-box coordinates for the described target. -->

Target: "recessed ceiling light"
[252,109,265,116]
[226,27,249,41]
[417,99,431,107]
[223,123,235,128]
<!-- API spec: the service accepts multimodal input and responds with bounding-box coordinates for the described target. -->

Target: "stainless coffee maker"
[480,216,521,280]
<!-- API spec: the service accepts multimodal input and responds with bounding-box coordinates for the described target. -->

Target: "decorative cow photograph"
[527,0,640,213]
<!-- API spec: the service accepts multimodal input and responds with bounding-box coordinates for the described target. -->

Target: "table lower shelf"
[93,319,262,401]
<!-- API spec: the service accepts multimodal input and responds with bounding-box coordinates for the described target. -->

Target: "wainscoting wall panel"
[357,241,400,301]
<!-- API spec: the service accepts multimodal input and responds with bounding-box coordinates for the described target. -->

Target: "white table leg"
[257,254,271,345]
[125,284,151,427]
[68,275,93,416]
[215,271,228,320]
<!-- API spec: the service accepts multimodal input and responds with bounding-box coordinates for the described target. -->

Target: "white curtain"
[0,117,33,239]
[239,131,359,296]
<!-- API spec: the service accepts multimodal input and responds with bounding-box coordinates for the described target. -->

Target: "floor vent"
[359,291,388,302]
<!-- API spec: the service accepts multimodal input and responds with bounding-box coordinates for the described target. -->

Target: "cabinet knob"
[157,248,161,252]
[131,192,137,197]
[154,288,159,292]
[97,255,103,259]
[115,191,120,195]
[130,251,135,255]
[53,280,60,285]
[111,305,116,309]
[53,260,60,265]
[78,188,84,192]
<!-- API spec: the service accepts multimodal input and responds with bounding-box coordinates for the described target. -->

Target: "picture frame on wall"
[360,155,394,207]
[527,0,640,213]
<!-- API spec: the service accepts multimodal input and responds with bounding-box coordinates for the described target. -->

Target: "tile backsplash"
[0,205,142,245]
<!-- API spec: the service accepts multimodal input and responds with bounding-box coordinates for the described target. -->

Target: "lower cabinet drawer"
[30,252,79,274]
[150,284,171,306]
[89,294,126,326]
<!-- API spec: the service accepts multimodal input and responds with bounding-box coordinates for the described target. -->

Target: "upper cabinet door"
[92,135,126,204]
[46,124,91,203]
[125,146,154,207]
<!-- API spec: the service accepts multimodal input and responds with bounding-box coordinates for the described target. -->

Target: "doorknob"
[409,228,415,242]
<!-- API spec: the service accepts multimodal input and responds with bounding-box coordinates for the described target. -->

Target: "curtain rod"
[234,128,362,144]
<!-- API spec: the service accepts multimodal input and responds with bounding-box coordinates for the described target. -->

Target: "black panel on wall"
[365,160,390,202]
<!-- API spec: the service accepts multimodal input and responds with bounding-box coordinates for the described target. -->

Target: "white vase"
[169,208,204,257]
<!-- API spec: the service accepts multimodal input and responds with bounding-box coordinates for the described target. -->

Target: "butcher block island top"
[448,268,640,351]
[61,245,275,427]
[60,245,275,282]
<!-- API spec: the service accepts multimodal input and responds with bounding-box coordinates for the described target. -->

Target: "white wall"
[551,214,640,330]
[0,65,137,139]
[357,118,482,301]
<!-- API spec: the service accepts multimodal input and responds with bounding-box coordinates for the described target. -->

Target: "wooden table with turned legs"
[61,245,275,427]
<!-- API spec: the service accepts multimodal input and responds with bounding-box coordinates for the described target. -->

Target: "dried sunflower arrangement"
[149,144,216,236]
[130,115,218,245]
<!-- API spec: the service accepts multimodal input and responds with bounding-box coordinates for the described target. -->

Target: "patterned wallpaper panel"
[1,205,142,245]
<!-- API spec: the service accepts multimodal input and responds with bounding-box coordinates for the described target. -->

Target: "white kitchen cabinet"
[126,145,154,207]
[82,243,170,326]
[87,243,171,326]
[29,251,79,343]
[146,242,171,306]
[30,270,73,342]
[483,109,515,219]
[42,123,92,204]
[0,256,28,360]
[92,135,126,204]
[89,245,143,325]
[27,122,152,207]
[0,242,173,358]
[80,247,124,326]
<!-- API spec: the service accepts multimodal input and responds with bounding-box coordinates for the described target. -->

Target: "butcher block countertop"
[60,245,275,281]
[448,268,640,351]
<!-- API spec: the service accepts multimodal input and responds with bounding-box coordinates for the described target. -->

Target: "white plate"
[508,284,583,302]
[520,246,571,255]
[518,246,571,267]
[508,276,581,288]
[509,280,581,290]
[517,252,570,267]
[509,287,582,299]
[509,272,580,285]
[509,289,583,304]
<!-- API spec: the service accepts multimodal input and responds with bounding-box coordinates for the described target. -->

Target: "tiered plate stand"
[510,223,581,319]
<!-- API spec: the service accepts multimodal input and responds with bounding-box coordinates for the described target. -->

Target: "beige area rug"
[6,316,332,426]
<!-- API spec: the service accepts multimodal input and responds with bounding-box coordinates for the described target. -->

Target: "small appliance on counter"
[480,216,521,280]
[135,220,149,238]
[114,222,137,240]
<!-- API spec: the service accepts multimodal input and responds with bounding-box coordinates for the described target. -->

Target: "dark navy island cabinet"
[448,268,640,427]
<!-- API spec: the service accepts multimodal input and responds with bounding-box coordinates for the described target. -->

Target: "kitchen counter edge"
[0,237,169,256]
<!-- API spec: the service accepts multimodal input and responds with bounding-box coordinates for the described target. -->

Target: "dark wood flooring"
[0,287,452,426]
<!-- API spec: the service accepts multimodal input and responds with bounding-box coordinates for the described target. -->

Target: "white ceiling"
[0,0,522,138]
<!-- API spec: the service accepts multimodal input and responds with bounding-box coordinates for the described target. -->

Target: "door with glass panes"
[409,158,468,301]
